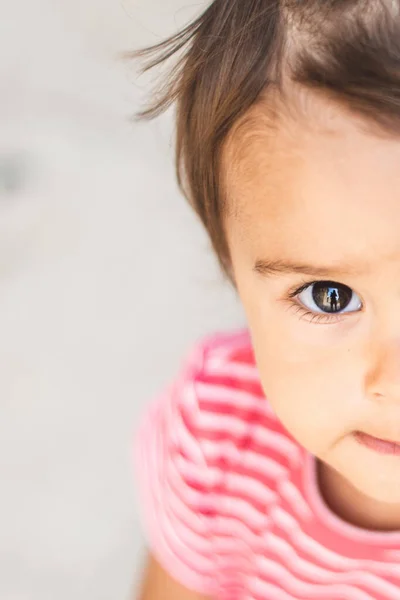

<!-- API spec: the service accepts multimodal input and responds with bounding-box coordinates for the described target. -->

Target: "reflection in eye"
[0,154,28,196]
[297,281,362,314]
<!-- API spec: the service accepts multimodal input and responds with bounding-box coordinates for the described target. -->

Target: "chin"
[351,467,400,506]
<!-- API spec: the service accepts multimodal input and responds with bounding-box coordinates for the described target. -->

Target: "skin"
[137,556,209,600]
[225,87,400,529]
[139,87,400,596]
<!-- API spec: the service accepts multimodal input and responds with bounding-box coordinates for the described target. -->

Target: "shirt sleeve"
[134,338,216,596]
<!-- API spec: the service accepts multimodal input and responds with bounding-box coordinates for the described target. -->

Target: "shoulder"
[134,329,303,595]
[176,328,256,379]
[165,328,271,440]
[145,328,297,456]
[184,328,280,436]
[134,329,260,595]
[182,327,262,397]
[185,329,299,471]
[139,328,298,466]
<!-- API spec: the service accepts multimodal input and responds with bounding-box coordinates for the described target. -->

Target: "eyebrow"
[253,258,365,278]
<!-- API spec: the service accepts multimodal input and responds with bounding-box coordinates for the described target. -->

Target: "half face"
[223,88,400,526]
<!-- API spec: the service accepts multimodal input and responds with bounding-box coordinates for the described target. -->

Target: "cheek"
[252,331,342,452]
[241,287,361,455]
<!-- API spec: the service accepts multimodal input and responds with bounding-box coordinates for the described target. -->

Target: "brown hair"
[128,0,400,286]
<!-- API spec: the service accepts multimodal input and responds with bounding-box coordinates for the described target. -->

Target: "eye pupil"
[312,281,352,313]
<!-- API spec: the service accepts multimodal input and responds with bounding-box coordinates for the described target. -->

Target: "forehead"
[222,90,400,267]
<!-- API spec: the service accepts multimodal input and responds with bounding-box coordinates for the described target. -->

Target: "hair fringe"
[126,0,400,285]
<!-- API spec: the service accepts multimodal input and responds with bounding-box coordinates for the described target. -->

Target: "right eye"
[297,280,362,314]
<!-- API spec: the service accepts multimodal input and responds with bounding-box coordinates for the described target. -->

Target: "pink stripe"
[177,451,278,510]
[195,412,297,465]
[214,515,262,546]
[247,424,302,467]
[206,447,287,485]
[256,555,375,600]
[166,393,206,464]
[270,505,400,578]
[165,448,271,531]
[196,380,266,408]
[263,533,400,597]
[135,432,214,594]
[163,479,209,535]
[277,478,313,521]
[205,358,261,381]
[249,576,307,600]
[201,328,251,363]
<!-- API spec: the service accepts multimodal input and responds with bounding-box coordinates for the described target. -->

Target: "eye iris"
[312,282,352,313]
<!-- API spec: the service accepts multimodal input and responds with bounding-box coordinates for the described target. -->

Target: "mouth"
[353,431,400,455]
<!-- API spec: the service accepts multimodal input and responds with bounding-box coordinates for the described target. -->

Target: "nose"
[365,339,400,403]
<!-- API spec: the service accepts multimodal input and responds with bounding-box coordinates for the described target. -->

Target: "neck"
[317,459,400,532]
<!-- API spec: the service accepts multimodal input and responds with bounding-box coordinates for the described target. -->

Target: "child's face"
[225,90,400,511]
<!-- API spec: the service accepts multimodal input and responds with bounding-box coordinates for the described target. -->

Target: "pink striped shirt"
[135,329,400,599]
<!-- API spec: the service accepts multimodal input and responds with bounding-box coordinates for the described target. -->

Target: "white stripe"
[175,452,277,504]
[203,334,248,364]
[165,454,212,508]
[217,494,270,530]
[212,535,255,559]
[196,410,291,462]
[164,388,206,464]
[197,410,251,436]
[346,572,400,599]
[166,452,270,530]
[201,437,243,462]
[201,435,289,481]
[206,357,261,381]
[181,377,202,417]
[139,426,214,574]
[165,478,209,534]
[162,497,212,555]
[251,425,302,467]
[249,575,304,600]
[265,533,400,598]
[142,516,213,594]
[201,436,289,481]
[241,447,289,480]
[199,411,301,468]
[256,555,375,600]
[215,515,264,547]
[270,506,400,577]
[224,469,278,504]
[149,431,211,564]
[136,431,213,594]
[196,381,273,415]
[149,414,211,516]
[174,453,222,487]
[153,513,212,576]
[266,532,334,581]
[384,549,400,563]
[277,479,313,520]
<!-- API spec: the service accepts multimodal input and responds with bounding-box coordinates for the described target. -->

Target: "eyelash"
[286,281,347,325]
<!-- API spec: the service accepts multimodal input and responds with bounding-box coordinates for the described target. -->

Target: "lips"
[354,431,400,455]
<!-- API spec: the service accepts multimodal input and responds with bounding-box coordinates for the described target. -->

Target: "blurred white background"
[0,1,243,598]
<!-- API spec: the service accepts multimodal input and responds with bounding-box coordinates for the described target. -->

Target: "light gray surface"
[0,1,243,599]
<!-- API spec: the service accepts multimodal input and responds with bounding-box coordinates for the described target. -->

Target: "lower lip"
[354,431,400,455]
